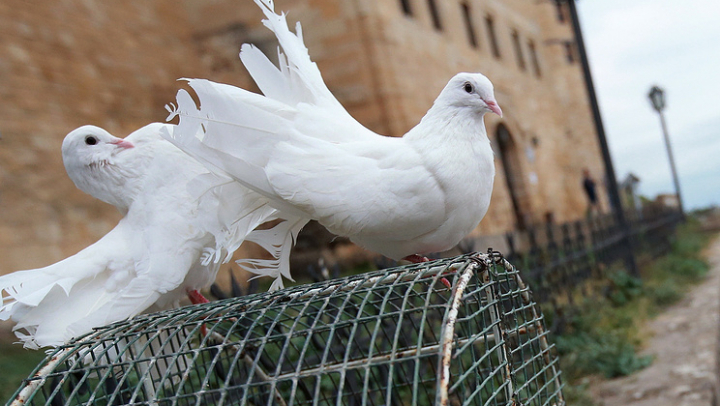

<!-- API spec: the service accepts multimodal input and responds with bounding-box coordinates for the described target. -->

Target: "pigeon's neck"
[407,105,490,148]
[405,104,495,183]
[70,161,138,211]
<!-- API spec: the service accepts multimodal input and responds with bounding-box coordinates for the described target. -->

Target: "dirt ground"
[589,235,720,406]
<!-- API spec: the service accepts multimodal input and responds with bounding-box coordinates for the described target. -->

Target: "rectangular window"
[528,39,542,77]
[400,0,412,16]
[428,0,442,30]
[564,40,576,63]
[485,15,501,58]
[511,30,525,70]
[461,2,478,48]
[555,1,568,23]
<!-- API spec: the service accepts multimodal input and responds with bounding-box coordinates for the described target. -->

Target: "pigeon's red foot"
[187,289,210,336]
[402,254,430,263]
[403,255,452,288]
[187,289,210,304]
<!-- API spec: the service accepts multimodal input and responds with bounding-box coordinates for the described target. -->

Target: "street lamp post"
[648,86,685,219]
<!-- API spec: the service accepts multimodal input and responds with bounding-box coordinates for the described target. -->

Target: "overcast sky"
[577,0,720,210]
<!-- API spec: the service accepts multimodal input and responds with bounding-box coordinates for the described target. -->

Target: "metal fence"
[494,206,682,332]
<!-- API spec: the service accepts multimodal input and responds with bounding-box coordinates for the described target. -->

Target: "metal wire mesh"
[6,252,564,406]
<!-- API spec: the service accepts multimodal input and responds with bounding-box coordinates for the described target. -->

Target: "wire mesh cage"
[7,252,564,406]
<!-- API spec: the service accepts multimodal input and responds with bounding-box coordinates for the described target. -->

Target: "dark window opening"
[511,30,525,70]
[428,0,442,30]
[528,40,542,77]
[400,0,412,16]
[555,1,568,23]
[497,124,531,230]
[461,2,478,48]
[564,40,576,63]
[485,15,501,58]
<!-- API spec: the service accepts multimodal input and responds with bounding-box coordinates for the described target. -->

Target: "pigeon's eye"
[85,136,98,146]
[463,83,473,93]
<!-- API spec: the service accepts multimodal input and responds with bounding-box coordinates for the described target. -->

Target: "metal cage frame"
[7,252,564,406]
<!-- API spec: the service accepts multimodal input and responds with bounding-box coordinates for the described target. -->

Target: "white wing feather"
[0,222,133,348]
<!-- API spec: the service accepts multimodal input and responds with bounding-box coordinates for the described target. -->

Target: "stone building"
[0,0,607,275]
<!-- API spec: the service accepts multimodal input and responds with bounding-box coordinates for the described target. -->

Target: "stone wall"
[1,1,186,272]
[0,0,608,276]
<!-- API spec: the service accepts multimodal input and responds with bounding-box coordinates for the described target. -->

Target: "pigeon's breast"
[342,139,494,260]
[406,134,495,255]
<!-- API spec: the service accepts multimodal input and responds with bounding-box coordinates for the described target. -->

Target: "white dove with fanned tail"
[164,0,501,271]
[0,123,283,349]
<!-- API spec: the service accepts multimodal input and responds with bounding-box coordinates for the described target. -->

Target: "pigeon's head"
[62,125,134,172]
[437,73,502,117]
[62,125,137,208]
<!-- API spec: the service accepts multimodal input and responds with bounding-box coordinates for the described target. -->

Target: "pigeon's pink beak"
[485,100,503,117]
[111,139,134,149]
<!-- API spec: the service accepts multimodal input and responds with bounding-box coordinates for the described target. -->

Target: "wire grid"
[7,252,564,406]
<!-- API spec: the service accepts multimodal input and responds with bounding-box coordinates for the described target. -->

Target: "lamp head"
[648,85,665,112]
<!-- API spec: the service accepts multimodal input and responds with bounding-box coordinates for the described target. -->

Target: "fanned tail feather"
[163,90,303,210]
[191,172,281,265]
[162,0,360,293]
[164,0,351,156]
[176,164,305,292]
[248,0,342,109]
[239,216,308,291]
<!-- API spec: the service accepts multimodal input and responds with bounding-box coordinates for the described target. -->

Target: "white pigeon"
[164,0,501,270]
[0,123,280,349]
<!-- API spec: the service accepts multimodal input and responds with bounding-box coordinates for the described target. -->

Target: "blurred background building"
[0,0,608,275]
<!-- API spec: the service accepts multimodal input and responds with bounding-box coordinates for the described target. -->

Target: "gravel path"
[589,235,720,406]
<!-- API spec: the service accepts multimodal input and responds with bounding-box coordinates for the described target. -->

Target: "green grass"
[556,217,712,403]
[555,292,654,379]
[643,218,711,311]
[0,337,46,402]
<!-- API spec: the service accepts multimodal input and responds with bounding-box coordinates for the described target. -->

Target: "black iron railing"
[494,206,682,331]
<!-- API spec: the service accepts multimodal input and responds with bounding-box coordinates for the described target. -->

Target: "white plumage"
[0,123,279,348]
[164,0,500,265]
